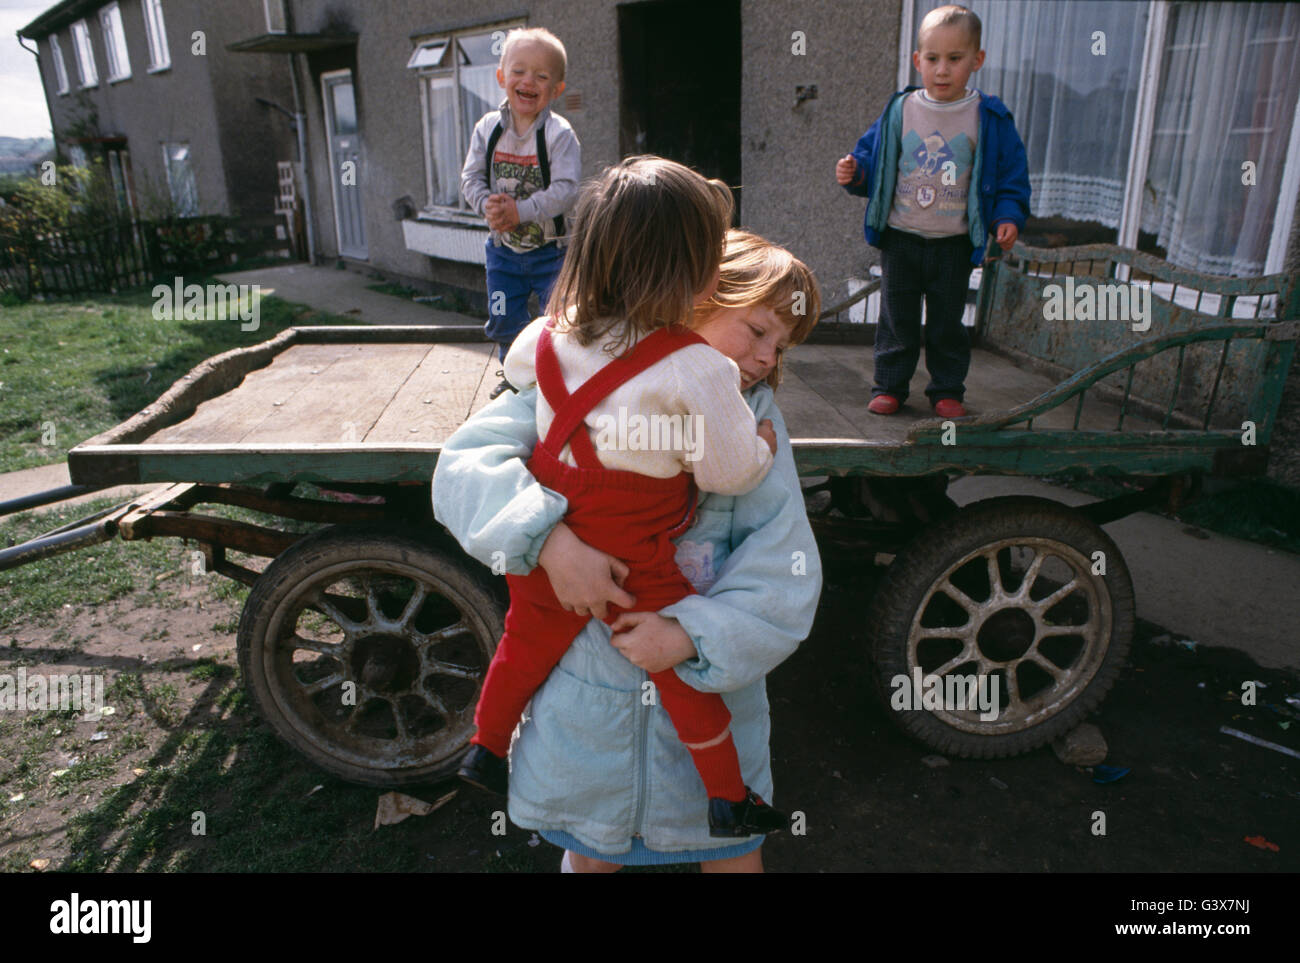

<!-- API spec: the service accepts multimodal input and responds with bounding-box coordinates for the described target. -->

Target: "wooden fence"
[0,214,295,299]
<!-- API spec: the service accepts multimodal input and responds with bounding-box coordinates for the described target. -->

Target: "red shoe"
[868,394,901,415]
[933,398,968,418]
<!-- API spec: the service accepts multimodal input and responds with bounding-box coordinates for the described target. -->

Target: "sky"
[0,0,56,139]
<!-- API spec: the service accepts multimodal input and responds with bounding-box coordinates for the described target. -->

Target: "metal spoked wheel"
[867,496,1135,758]
[237,524,505,786]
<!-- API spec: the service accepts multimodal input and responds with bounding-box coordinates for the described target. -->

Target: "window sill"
[78,81,99,90]
[108,73,132,84]
[402,215,489,264]
[415,207,487,228]
[148,63,171,74]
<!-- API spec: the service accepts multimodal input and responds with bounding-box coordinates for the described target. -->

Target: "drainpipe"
[16,34,53,148]
[288,52,317,264]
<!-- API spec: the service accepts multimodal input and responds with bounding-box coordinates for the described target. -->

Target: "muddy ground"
[1,553,1296,874]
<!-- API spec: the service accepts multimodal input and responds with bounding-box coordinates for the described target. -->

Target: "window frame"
[49,33,70,95]
[70,18,98,88]
[409,19,523,221]
[897,0,1300,275]
[264,0,288,34]
[99,2,133,83]
[142,0,171,72]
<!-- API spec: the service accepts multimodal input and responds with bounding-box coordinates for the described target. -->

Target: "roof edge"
[18,0,102,40]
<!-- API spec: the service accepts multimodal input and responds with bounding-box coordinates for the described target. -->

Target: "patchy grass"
[367,282,422,300]
[0,490,333,632]
[0,497,253,632]
[0,287,355,473]
[367,282,487,320]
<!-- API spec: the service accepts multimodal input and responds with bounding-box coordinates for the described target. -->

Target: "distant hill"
[0,137,54,174]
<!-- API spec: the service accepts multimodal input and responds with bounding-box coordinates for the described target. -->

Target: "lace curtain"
[1143,2,1300,275]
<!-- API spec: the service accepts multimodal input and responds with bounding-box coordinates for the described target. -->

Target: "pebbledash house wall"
[24,0,296,218]
[286,0,896,305]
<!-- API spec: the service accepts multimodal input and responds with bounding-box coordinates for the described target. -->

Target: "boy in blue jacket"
[836,4,1030,418]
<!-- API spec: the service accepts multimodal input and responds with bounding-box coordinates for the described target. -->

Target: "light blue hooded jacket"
[432,383,822,857]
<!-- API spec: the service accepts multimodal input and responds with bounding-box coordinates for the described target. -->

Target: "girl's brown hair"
[546,155,733,354]
[692,230,822,389]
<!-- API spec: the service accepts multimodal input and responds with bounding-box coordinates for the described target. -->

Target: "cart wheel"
[237,524,505,787]
[867,496,1134,758]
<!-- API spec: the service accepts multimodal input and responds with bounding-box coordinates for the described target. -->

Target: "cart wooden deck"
[66,242,1299,489]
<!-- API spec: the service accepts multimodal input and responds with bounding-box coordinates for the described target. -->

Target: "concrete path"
[215,264,483,328]
[0,462,163,513]
[949,476,1300,671]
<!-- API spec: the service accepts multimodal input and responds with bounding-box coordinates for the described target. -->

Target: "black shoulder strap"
[484,122,504,191]
[535,124,565,240]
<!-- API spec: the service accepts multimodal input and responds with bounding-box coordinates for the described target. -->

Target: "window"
[264,0,288,34]
[70,19,98,87]
[100,3,132,81]
[903,0,1300,276]
[409,26,514,211]
[49,34,70,94]
[163,142,199,216]
[142,0,170,71]
[67,144,88,169]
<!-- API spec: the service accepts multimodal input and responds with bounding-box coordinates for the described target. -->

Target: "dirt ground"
[3,543,1296,875]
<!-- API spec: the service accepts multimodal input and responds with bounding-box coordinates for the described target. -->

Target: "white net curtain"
[1144,2,1300,276]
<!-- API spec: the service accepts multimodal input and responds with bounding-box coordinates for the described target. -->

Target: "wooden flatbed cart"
[2,243,1296,785]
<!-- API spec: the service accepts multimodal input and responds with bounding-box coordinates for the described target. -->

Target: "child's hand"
[485,193,520,232]
[608,612,698,674]
[835,155,857,185]
[537,522,636,619]
[995,222,1018,251]
[757,418,777,454]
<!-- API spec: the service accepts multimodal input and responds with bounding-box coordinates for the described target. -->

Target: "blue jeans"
[484,241,565,362]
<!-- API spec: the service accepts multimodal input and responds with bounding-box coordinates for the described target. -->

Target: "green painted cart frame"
[3,242,1296,782]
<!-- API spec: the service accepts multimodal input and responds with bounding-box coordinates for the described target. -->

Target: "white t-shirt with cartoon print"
[888,88,979,238]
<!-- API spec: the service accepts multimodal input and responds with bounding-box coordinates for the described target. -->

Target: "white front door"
[322,69,367,259]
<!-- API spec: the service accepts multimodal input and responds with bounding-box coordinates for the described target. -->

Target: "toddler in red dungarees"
[457,155,789,836]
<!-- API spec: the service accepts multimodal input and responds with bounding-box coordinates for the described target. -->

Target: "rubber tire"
[866,496,1135,758]
[237,524,505,787]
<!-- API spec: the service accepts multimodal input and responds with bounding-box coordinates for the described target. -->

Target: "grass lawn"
[0,286,355,474]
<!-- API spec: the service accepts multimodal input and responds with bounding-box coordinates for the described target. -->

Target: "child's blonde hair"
[692,230,821,389]
[499,27,567,82]
[547,155,733,355]
[918,4,981,49]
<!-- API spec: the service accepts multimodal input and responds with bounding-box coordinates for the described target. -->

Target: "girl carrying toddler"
[434,215,823,870]
[456,156,789,836]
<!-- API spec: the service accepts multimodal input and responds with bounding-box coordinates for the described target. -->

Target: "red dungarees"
[471,323,744,800]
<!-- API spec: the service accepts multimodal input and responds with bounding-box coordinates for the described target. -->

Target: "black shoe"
[457,744,508,795]
[708,787,788,837]
[488,372,515,400]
